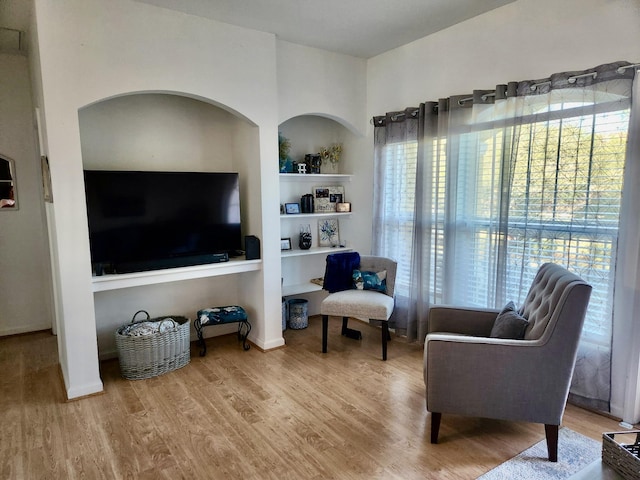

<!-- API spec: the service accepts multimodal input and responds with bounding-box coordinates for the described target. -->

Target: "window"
[453,108,628,345]
[380,106,629,346]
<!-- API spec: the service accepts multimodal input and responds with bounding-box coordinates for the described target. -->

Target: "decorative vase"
[321,161,339,174]
[299,224,312,249]
[306,154,322,174]
[300,194,314,213]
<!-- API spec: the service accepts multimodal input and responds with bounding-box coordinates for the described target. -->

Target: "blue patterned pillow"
[198,305,247,326]
[353,270,387,293]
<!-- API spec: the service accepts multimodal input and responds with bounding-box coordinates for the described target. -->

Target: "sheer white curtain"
[614,71,640,422]
[372,61,638,412]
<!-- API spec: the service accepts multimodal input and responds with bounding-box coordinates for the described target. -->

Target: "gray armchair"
[423,263,592,462]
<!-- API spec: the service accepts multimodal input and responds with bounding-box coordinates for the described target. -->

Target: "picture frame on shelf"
[318,218,339,247]
[336,202,351,213]
[280,238,292,250]
[285,202,300,214]
[313,186,345,213]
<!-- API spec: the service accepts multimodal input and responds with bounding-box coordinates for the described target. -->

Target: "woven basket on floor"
[115,310,190,380]
[602,431,640,480]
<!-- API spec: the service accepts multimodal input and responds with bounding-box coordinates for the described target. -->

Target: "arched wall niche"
[278,112,373,259]
[278,113,362,175]
[78,90,261,236]
[78,91,258,171]
[78,91,265,358]
[280,112,362,137]
[80,91,258,126]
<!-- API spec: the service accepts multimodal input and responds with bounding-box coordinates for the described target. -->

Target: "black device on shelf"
[84,170,241,274]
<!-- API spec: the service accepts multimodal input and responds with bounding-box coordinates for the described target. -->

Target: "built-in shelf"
[281,246,352,258]
[92,258,262,292]
[282,282,324,297]
[280,212,352,220]
[279,173,352,181]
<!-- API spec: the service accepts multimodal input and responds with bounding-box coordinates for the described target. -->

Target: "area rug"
[477,428,601,479]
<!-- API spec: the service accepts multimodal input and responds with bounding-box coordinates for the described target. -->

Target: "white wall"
[277,40,367,134]
[0,52,54,336]
[366,0,640,421]
[32,0,283,398]
[368,0,640,114]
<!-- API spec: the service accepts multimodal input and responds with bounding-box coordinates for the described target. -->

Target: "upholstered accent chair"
[321,254,397,360]
[424,263,592,462]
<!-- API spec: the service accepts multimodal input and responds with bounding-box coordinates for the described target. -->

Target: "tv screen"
[83,170,242,273]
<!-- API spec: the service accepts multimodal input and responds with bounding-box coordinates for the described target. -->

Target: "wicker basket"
[602,431,640,480]
[115,310,191,380]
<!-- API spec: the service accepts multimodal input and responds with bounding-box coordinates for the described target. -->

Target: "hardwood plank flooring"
[0,316,625,479]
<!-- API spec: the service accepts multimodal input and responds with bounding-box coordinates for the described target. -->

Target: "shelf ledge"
[279,173,352,181]
[281,246,352,258]
[281,212,352,219]
[282,282,325,297]
[92,258,262,292]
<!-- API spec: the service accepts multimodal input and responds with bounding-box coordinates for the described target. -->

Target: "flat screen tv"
[83,170,242,274]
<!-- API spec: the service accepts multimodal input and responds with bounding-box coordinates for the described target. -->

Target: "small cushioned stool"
[195,305,251,356]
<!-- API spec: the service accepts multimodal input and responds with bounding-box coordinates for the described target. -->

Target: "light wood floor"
[0,316,625,479]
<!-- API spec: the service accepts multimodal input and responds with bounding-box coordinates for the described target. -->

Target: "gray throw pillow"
[499,300,516,315]
[490,302,528,339]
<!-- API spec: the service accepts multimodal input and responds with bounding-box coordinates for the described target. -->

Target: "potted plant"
[279,133,292,173]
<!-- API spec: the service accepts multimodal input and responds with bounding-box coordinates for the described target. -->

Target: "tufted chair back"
[519,263,589,341]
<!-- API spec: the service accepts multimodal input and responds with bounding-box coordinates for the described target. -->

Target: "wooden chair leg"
[381,322,389,360]
[322,315,328,353]
[341,317,362,340]
[341,317,349,335]
[431,412,441,444]
[545,424,558,462]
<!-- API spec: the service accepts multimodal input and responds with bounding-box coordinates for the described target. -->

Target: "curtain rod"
[568,72,597,83]
[390,110,419,121]
[617,63,640,73]
[530,80,551,91]
[372,61,638,125]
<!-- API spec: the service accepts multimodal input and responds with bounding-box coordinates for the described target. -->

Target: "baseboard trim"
[0,324,52,337]
[57,364,104,400]
[254,337,286,351]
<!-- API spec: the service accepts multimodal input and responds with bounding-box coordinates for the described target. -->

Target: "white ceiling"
[135,0,517,58]
[0,0,517,58]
